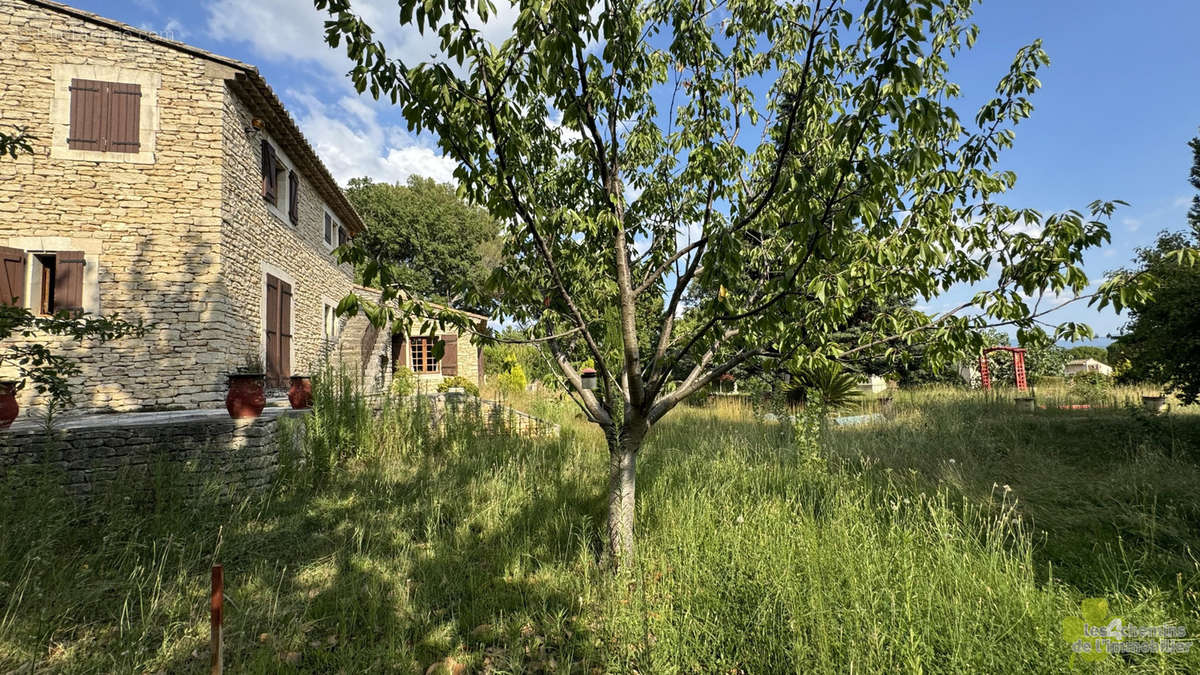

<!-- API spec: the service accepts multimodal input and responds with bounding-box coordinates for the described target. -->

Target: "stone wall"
[0,0,483,421]
[0,407,304,497]
[0,0,231,413]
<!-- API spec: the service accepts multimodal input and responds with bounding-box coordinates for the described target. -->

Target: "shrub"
[1068,371,1112,404]
[390,365,417,397]
[496,362,528,396]
[437,375,479,397]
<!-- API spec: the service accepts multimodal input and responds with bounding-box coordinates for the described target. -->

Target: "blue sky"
[72,0,1200,343]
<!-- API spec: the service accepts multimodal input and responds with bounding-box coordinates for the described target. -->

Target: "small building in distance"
[1064,358,1112,377]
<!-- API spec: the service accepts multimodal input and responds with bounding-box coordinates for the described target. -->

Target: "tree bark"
[606,424,644,566]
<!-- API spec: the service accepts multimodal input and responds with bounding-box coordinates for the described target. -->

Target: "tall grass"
[0,384,1196,672]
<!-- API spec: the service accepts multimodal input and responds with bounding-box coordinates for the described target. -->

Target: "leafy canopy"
[316,0,1140,433]
[343,176,502,312]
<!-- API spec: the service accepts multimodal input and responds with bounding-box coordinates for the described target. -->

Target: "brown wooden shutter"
[279,280,292,381]
[287,170,299,224]
[68,79,105,151]
[440,334,458,376]
[0,246,25,307]
[107,82,141,153]
[265,275,279,383]
[391,333,407,369]
[52,251,85,312]
[261,140,278,203]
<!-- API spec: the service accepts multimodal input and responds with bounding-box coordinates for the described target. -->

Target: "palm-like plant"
[784,363,863,411]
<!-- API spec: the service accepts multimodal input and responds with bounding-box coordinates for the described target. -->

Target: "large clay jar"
[288,375,313,409]
[226,373,266,419]
[0,381,18,429]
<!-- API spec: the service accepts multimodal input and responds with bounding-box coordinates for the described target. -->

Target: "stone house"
[0,0,485,417]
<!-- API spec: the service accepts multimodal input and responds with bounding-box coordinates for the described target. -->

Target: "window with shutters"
[51,65,158,164]
[261,139,300,226]
[27,252,85,315]
[67,79,141,154]
[337,225,348,248]
[409,336,439,374]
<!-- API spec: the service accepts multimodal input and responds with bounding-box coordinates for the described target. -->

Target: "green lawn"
[1,388,1197,672]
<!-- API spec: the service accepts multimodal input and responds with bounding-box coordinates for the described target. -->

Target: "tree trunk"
[606,425,643,566]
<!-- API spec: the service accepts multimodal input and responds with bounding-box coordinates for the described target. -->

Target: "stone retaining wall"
[0,407,304,497]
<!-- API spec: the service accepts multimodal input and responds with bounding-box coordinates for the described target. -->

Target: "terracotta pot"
[0,380,18,429]
[288,375,313,409]
[226,373,266,419]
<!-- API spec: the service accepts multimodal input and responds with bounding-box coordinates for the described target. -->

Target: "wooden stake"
[211,564,224,675]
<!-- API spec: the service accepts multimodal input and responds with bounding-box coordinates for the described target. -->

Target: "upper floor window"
[51,66,158,164]
[337,225,348,248]
[324,212,334,246]
[261,139,299,225]
[67,79,141,154]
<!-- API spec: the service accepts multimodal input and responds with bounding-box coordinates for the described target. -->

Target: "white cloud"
[1122,217,1141,232]
[1175,195,1192,208]
[286,90,457,185]
[206,0,518,75]
[205,0,528,186]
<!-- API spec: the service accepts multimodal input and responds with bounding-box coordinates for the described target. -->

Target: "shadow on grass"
[0,423,609,673]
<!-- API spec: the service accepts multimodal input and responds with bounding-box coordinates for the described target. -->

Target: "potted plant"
[226,353,266,419]
[0,380,19,429]
[288,374,313,409]
[1142,393,1167,414]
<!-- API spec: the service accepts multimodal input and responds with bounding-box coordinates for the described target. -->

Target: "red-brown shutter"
[107,82,141,153]
[0,246,25,307]
[287,170,299,224]
[68,79,105,151]
[279,280,292,381]
[53,251,85,312]
[440,334,458,376]
[265,275,280,382]
[261,140,277,203]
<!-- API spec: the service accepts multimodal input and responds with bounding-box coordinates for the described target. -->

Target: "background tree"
[318,0,1144,563]
[1064,345,1107,363]
[1110,231,1200,399]
[1106,131,1200,401]
[345,176,502,310]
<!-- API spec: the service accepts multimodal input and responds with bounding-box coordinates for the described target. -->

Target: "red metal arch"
[979,346,1028,392]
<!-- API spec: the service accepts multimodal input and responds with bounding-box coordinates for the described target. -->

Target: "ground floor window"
[409,336,439,373]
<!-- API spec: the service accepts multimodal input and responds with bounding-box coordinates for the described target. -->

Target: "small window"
[28,251,85,315]
[337,225,348,248]
[323,303,339,341]
[324,212,334,246]
[409,336,439,374]
[68,79,141,154]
